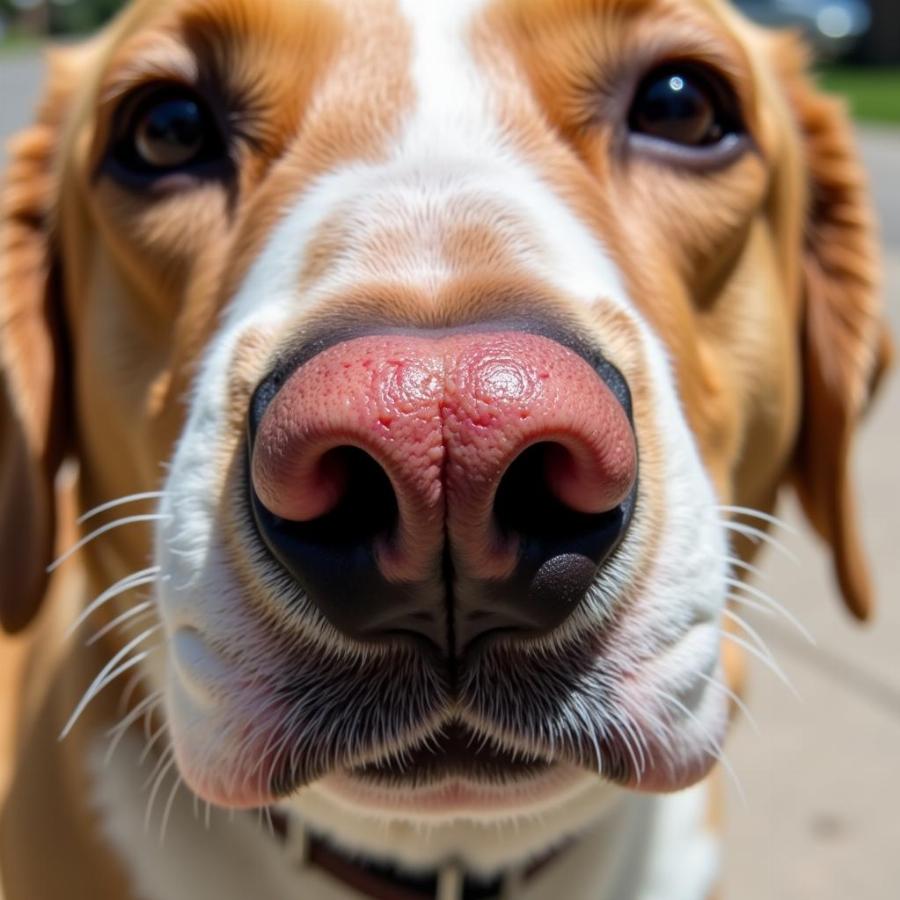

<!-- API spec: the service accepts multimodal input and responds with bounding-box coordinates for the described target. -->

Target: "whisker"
[569,704,605,780]
[160,772,183,843]
[140,719,171,767]
[727,592,778,620]
[117,670,148,717]
[87,601,154,647]
[721,608,782,670]
[106,690,162,742]
[656,689,746,806]
[608,707,647,780]
[721,521,799,564]
[694,671,759,735]
[725,578,815,645]
[725,556,768,582]
[145,751,177,833]
[48,514,171,574]
[105,691,163,766]
[716,505,799,535]
[620,705,652,768]
[66,567,160,639]
[262,806,276,840]
[608,716,643,782]
[64,651,153,741]
[143,742,175,791]
[78,491,167,526]
[720,631,800,699]
[60,626,161,739]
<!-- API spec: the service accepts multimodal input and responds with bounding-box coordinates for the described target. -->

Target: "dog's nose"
[249,330,637,653]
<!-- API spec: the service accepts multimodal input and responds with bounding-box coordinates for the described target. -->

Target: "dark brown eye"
[108,85,229,186]
[628,65,742,148]
[134,96,207,168]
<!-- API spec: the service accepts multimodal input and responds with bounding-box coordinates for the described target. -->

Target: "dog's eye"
[109,86,228,184]
[628,65,742,148]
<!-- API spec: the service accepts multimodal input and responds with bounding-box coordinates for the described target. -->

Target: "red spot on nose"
[252,332,636,588]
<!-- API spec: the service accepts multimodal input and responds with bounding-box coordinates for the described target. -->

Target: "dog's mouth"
[164,598,728,811]
[347,722,553,787]
[311,720,599,819]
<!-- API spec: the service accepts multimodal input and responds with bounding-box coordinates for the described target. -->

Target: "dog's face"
[0,0,889,844]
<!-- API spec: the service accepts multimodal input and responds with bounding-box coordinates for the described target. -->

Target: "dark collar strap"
[271,811,564,900]
[308,836,502,900]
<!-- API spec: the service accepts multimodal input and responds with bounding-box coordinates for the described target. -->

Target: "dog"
[0,1,891,898]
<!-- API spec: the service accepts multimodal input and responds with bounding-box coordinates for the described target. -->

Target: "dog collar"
[271,811,564,900]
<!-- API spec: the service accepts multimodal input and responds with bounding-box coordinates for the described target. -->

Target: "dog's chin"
[311,722,585,821]
[314,764,592,822]
[306,702,728,823]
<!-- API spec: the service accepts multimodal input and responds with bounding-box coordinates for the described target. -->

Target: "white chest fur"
[89,733,719,900]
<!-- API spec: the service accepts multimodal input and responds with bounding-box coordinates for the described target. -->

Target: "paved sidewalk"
[1,51,898,900]
[724,129,900,899]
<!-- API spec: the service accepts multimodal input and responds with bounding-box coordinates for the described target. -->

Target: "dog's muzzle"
[248,323,637,656]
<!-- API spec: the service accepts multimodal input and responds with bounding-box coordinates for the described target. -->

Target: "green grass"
[0,32,45,56]
[818,67,900,125]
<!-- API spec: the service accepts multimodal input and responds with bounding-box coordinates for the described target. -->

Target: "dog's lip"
[347,722,553,784]
[317,762,591,818]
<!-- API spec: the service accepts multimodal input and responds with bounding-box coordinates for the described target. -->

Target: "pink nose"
[250,331,636,651]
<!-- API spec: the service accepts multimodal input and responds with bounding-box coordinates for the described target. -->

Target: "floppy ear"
[783,47,893,621]
[0,54,75,633]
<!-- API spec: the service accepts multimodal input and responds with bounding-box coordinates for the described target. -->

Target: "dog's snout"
[249,329,637,654]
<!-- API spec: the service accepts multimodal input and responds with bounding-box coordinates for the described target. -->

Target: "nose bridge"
[294,145,630,336]
[306,162,549,304]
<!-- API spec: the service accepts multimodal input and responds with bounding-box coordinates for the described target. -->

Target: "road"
[2,49,899,899]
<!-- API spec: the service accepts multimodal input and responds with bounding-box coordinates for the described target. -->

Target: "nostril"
[494,442,631,564]
[250,445,428,645]
[327,448,397,542]
[454,440,635,650]
[544,442,622,515]
[257,446,398,545]
[496,443,603,536]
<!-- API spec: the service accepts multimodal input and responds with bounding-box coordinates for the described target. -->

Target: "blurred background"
[0,1,897,898]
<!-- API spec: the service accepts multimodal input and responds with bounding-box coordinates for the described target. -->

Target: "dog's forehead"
[111,0,742,87]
